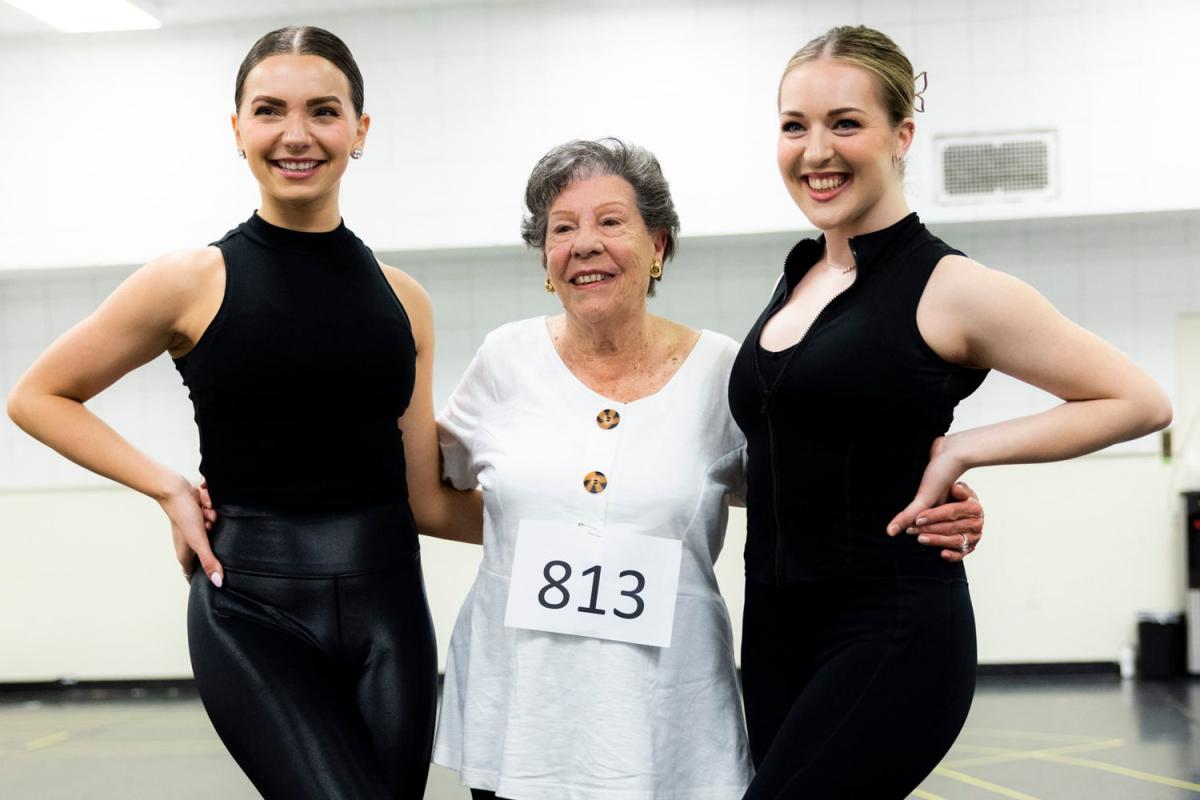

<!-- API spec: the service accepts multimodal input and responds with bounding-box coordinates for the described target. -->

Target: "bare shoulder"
[101,246,222,323]
[377,260,434,340]
[924,253,1049,328]
[135,246,224,296]
[928,253,1029,298]
[922,251,1066,366]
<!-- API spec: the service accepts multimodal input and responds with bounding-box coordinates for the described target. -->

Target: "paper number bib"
[504,520,683,648]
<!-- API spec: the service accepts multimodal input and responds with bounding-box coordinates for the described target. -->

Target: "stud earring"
[236,149,246,159]
[351,148,363,160]
[649,259,663,279]
[545,277,555,294]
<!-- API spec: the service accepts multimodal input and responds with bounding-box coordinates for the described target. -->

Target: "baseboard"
[0,663,1154,703]
[975,661,1120,677]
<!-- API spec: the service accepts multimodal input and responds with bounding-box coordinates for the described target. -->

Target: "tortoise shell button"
[583,471,608,494]
[597,409,621,430]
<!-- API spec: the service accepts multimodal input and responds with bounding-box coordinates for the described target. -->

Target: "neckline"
[242,211,355,256]
[537,316,711,408]
[783,212,923,289]
[757,339,799,358]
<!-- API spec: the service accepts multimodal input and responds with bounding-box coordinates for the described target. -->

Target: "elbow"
[6,386,31,432]
[406,493,444,538]
[1132,387,1173,437]
[1147,396,1174,434]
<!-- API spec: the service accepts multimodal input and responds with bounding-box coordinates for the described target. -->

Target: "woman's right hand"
[158,476,223,587]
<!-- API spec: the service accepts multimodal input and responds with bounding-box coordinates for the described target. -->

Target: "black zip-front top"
[729,213,988,584]
[174,213,416,510]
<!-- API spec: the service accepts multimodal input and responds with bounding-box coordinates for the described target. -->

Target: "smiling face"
[544,173,667,327]
[232,53,368,220]
[777,58,913,239]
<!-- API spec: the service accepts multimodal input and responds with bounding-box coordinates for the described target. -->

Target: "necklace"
[826,258,856,274]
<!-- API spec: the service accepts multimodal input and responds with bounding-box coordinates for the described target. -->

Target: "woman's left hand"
[886,437,982,561]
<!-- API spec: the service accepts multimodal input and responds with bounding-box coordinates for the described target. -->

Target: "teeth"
[278,160,318,170]
[808,175,846,191]
[573,273,610,285]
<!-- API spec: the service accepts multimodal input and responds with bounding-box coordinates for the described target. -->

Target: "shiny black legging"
[741,574,976,799]
[188,504,438,800]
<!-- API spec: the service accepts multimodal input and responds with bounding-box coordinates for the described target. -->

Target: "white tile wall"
[2,209,1195,489]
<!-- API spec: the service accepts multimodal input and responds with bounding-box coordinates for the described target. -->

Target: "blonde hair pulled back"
[780,25,918,127]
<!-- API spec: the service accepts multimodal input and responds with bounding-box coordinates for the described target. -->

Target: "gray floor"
[2,676,1199,799]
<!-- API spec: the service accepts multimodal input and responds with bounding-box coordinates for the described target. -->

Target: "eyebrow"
[249,95,343,108]
[548,202,630,217]
[780,107,866,118]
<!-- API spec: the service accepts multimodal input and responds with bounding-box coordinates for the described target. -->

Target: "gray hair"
[521,138,680,295]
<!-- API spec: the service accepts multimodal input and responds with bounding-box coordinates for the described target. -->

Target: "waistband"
[210,502,418,575]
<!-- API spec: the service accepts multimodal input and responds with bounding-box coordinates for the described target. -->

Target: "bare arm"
[381,263,484,545]
[887,255,1172,534]
[6,248,227,584]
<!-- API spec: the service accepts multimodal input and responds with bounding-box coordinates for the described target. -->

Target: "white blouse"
[433,317,752,800]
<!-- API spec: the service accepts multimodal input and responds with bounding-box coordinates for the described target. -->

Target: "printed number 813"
[537,560,645,619]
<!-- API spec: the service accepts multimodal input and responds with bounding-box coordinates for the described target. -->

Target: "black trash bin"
[1138,611,1186,679]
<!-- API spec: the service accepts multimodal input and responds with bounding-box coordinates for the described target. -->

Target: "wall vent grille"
[935,131,1057,204]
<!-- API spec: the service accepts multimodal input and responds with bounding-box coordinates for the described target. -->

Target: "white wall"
[1,0,1198,680]
[0,0,1197,270]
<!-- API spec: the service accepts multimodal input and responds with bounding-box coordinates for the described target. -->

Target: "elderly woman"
[431,139,984,800]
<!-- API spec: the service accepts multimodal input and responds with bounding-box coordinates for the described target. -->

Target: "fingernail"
[906,527,916,535]
[917,535,930,544]
[915,517,927,525]
[887,524,899,536]
[210,572,223,588]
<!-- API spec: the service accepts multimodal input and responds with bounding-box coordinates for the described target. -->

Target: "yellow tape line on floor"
[942,738,1124,769]
[932,767,1042,800]
[23,732,69,751]
[960,727,1113,744]
[1035,753,1200,792]
[910,790,949,800]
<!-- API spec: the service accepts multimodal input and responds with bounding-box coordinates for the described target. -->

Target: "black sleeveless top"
[729,213,988,584]
[174,213,416,509]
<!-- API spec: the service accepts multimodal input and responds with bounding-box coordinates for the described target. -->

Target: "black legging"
[188,503,438,800]
[741,574,976,799]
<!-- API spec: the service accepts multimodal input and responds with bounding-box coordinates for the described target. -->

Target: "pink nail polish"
[210,572,223,588]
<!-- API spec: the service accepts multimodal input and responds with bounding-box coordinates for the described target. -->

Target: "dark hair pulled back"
[234,26,364,116]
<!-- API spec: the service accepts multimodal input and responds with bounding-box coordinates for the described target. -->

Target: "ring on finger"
[959,533,970,554]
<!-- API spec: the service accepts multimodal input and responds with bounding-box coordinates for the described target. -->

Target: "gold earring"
[892,154,902,168]
[649,259,663,279]
[545,277,555,293]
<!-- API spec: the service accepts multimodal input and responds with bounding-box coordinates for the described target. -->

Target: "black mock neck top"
[729,213,988,584]
[173,213,416,509]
